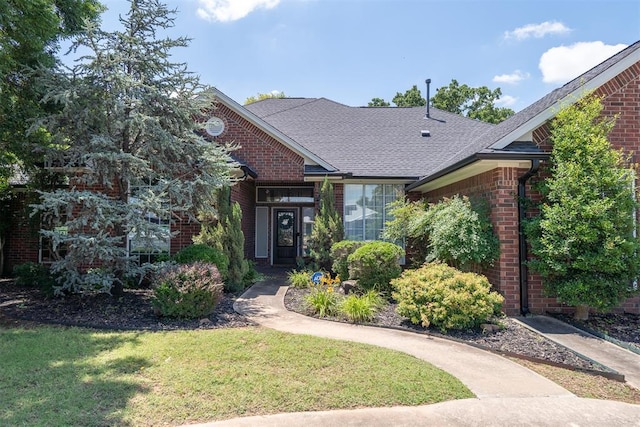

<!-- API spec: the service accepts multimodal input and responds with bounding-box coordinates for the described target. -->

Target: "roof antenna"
[425,78,431,118]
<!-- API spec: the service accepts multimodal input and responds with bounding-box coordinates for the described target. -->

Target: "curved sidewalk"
[203,277,640,426]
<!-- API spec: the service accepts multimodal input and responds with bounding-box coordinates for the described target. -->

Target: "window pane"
[344,183,404,243]
[257,187,313,203]
[344,184,364,240]
[302,207,315,256]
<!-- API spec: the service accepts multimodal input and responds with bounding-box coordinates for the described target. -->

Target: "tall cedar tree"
[194,186,249,292]
[31,0,235,295]
[310,177,344,271]
[526,94,640,319]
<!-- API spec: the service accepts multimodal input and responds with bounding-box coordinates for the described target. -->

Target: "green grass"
[0,326,473,426]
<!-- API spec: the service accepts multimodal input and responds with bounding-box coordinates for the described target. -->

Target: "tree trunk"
[574,304,590,320]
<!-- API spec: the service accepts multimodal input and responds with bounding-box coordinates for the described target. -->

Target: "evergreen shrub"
[151,262,224,319]
[174,244,229,281]
[13,262,56,294]
[347,241,404,294]
[330,240,365,279]
[392,263,504,332]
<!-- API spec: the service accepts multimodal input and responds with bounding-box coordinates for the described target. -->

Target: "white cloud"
[197,0,281,22]
[492,70,530,85]
[539,41,628,84]
[504,21,570,40]
[495,95,517,107]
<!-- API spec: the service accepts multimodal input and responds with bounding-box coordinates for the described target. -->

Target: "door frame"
[271,207,300,265]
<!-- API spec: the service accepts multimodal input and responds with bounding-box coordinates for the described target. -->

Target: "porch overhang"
[407,150,550,193]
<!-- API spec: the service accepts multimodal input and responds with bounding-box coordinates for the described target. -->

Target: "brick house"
[5,40,640,315]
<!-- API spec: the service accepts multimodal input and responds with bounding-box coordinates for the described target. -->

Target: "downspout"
[518,159,540,315]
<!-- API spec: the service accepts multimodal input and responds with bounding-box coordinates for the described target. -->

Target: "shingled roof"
[245,98,493,179]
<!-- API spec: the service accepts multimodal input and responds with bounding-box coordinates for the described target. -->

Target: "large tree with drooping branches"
[31,0,236,295]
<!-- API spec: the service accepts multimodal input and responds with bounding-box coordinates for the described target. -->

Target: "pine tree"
[310,177,344,271]
[194,186,250,292]
[31,0,235,295]
[527,94,640,319]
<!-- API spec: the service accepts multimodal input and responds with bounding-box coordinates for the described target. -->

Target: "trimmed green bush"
[174,244,229,282]
[347,241,404,294]
[340,290,386,323]
[151,262,224,319]
[12,262,57,294]
[392,263,504,332]
[330,240,365,280]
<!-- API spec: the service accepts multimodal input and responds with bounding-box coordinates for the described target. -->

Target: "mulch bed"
[0,281,255,331]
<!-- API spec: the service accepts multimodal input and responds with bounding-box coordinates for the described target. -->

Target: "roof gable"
[208,88,337,173]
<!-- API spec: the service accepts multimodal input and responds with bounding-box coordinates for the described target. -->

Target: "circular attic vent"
[205,116,225,137]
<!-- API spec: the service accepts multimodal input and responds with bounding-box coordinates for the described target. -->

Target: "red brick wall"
[3,192,40,275]
[214,104,305,181]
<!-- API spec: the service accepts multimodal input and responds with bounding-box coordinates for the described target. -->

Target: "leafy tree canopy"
[0,0,104,182]
[244,91,286,105]
[431,79,514,124]
[31,0,235,295]
[368,97,390,107]
[392,85,426,107]
[526,94,640,318]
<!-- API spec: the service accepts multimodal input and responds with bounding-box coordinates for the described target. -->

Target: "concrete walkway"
[191,273,640,426]
[517,315,640,389]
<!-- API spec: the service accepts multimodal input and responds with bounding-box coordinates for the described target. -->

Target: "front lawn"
[0,326,473,426]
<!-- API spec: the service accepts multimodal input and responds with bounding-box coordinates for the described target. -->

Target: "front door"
[273,209,297,265]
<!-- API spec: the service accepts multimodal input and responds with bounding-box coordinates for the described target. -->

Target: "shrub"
[424,196,500,271]
[309,177,344,270]
[392,263,504,332]
[347,241,404,294]
[330,240,365,279]
[151,262,224,319]
[340,290,386,323]
[287,269,312,288]
[12,262,56,294]
[174,244,229,282]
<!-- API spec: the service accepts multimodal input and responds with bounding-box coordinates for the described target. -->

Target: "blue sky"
[77,0,639,111]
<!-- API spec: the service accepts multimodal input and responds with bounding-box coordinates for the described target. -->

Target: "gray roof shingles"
[246,98,493,178]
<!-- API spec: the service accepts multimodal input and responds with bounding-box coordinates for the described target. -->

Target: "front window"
[128,181,171,263]
[343,184,404,241]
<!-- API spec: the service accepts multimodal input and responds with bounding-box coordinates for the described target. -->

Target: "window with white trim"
[343,184,404,241]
